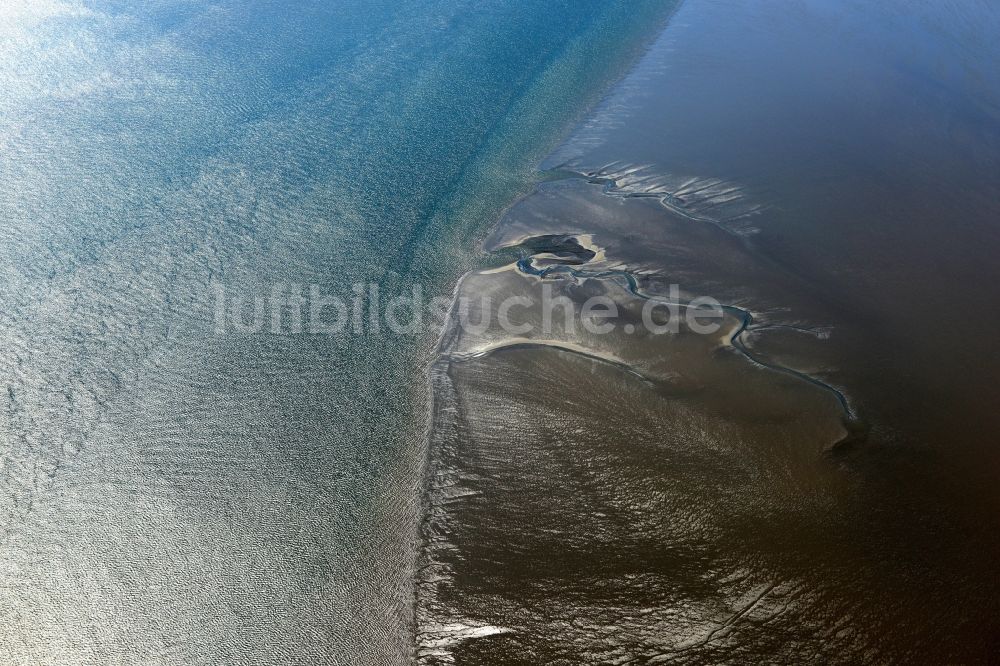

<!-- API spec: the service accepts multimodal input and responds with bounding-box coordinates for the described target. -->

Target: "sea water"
[0,1,677,663]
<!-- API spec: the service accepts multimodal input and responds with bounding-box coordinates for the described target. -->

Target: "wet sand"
[417,0,1000,662]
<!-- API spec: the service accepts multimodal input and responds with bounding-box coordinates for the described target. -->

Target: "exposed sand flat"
[417,0,1000,662]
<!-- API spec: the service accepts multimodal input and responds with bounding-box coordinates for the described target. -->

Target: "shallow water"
[421,0,1000,662]
[0,1,679,663]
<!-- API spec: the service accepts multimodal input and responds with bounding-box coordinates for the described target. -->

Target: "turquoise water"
[0,1,677,663]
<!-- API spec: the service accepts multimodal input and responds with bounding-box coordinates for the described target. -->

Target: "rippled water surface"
[0,1,679,663]
[5,0,1000,663]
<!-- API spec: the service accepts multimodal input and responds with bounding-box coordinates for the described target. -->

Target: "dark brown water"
[418,0,1000,662]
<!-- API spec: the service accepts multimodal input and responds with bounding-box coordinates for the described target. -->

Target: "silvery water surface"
[4,0,1000,664]
[0,1,677,663]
